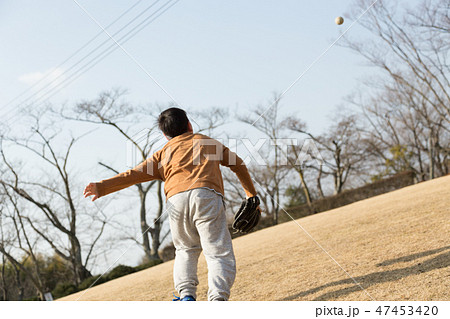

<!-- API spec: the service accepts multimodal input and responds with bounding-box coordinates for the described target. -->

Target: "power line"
[2,0,178,127]
[27,0,178,111]
[1,0,146,111]
[1,0,164,124]
[4,0,189,131]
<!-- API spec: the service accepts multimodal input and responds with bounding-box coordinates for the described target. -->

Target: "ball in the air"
[335,16,344,25]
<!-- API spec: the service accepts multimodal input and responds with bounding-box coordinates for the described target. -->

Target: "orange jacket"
[96,132,257,200]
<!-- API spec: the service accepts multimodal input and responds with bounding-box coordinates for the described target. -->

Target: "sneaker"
[172,294,196,301]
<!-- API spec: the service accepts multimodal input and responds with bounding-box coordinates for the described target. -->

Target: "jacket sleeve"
[220,145,257,198]
[96,152,162,198]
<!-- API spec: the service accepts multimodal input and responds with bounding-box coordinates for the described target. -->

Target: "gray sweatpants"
[167,188,236,301]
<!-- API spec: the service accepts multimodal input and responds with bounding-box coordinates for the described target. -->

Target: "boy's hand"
[83,183,99,202]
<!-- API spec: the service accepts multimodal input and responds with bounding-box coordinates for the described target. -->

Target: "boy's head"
[158,107,192,138]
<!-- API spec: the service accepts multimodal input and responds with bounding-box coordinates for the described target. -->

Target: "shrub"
[78,275,107,291]
[134,259,163,271]
[23,295,40,301]
[52,282,78,299]
[106,265,136,281]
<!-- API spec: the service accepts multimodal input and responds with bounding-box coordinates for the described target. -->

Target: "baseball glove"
[232,196,261,233]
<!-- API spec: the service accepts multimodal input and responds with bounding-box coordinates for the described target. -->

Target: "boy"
[83,107,258,301]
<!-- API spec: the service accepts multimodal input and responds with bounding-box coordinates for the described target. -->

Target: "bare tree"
[285,113,369,195]
[239,94,295,224]
[60,89,166,260]
[190,107,229,137]
[341,0,449,180]
[347,82,449,181]
[0,198,10,300]
[0,184,47,300]
[277,117,316,204]
[0,253,7,300]
[0,114,108,285]
[344,0,449,123]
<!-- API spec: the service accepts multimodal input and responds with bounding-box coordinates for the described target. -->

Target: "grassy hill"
[61,175,450,301]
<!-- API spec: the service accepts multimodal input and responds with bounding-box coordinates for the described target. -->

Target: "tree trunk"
[275,182,281,225]
[13,265,24,301]
[138,188,152,260]
[73,261,91,286]
[71,237,92,285]
[334,169,344,195]
[317,164,325,198]
[150,181,164,260]
[270,193,277,225]
[0,255,7,301]
[333,144,344,195]
[298,169,312,209]
[429,135,435,180]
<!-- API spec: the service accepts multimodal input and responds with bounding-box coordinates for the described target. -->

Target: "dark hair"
[158,107,190,138]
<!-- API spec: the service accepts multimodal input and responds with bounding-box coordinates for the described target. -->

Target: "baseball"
[335,16,344,25]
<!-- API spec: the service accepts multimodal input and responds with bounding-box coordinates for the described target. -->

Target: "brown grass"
[61,175,450,301]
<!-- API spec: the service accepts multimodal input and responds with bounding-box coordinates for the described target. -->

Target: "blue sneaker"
[172,293,196,301]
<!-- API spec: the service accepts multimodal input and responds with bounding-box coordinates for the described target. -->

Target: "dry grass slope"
[61,176,450,301]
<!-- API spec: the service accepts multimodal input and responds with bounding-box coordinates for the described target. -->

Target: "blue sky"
[0,0,377,132]
[0,0,419,270]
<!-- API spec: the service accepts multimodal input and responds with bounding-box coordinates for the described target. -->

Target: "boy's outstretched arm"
[83,153,162,202]
[84,182,100,201]
[221,146,257,198]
